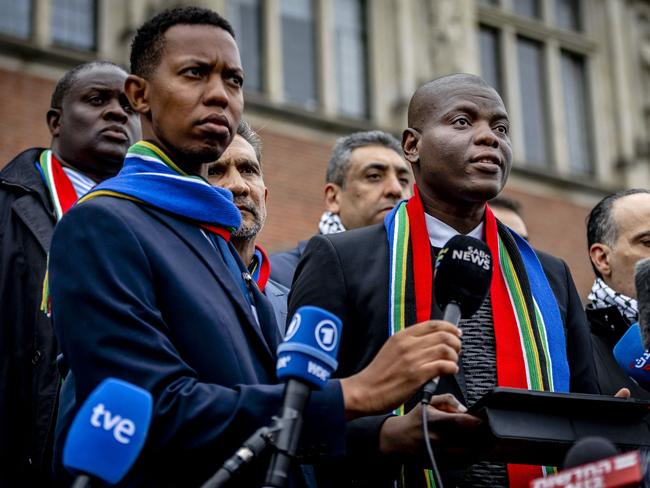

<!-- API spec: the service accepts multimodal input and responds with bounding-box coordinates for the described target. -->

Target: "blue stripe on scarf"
[91,153,241,229]
[384,202,405,338]
[509,230,570,392]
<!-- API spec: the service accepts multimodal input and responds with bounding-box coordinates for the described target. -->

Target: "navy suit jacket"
[49,197,345,487]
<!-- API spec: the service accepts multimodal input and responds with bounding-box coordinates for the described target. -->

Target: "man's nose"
[384,173,404,199]
[103,98,129,122]
[474,121,499,148]
[204,76,229,107]
[222,169,248,196]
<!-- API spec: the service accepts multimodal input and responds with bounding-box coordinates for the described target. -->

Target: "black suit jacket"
[288,223,598,487]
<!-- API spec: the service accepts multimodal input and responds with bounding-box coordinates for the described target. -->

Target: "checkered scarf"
[588,277,638,325]
[318,211,346,235]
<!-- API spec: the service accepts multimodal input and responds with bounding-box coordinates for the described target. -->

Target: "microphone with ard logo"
[264,305,342,487]
[422,234,493,402]
[200,306,341,488]
[63,377,153,488]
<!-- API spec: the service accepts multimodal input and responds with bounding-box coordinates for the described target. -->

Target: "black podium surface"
[467,388,650,466]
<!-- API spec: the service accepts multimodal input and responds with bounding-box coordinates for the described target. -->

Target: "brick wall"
[0,68,595,298]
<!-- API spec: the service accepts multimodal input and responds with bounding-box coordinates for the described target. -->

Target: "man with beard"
[271,130,412,288]
[206,120,289,332]
[48,7,463,486]
[289,73,600,488]
[0,60,140,485]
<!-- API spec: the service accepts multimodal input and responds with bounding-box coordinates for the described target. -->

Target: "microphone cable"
[420,398,444,488]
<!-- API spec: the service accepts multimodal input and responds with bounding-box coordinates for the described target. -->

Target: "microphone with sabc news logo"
[199,305,341,488]
[63,377,153,488]
[422,234,493,403]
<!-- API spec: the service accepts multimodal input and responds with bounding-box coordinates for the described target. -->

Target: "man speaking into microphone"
[289,74,599,488]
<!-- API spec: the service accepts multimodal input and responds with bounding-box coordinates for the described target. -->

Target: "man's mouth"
[197,114,230,137]
[471,153,502,167]
[100,125,129,142]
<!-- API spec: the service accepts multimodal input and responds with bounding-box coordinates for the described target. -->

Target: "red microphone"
[530,451,644,488]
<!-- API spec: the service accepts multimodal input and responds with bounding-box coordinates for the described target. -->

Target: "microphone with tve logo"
[422,234,493,403]
[63,377,153,487]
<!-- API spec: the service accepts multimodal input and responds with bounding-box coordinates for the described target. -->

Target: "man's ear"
[324,183,341,214]
[46,108,62,137]
[590,243,612,279]
[402,128,420,166]
[264,187,268,203]
[124,74,150,116]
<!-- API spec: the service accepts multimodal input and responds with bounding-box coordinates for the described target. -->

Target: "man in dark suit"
[206,120,289,333]
[49,7,464,487]
[0,61,140,486]
[289,74,600,488]
[585,189,650,399]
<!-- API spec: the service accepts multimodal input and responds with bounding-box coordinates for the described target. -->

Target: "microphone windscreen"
[276,306,341,389]
[612,323,650,386]
[563,436,619,470]
[63,378,153,484]
[635,257,650,350]
[434,235,493,319]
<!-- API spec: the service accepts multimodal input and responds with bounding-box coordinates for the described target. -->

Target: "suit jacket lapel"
[143,207,276,363]
[12,195,55,253]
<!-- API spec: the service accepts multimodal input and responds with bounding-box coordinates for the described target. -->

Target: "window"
[477,0,594,175]
[281,0,318,109]
[479,25,502,95]
[51,0,96,51]
[556,0,581,31]
[0,0,31,39]
[561,51,592,174]
[517,37,549,166]
[228,0,263,92]
[513,0,541,19]
[334,0,368,118]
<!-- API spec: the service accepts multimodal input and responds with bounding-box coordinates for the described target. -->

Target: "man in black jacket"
[289,74,599,488]
[585,189,650,398]
[0,61,140,485]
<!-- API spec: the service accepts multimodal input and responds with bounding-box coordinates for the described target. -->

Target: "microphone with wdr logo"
[200,305,341,488]
[422,234,493,402]
[63,377,153,487]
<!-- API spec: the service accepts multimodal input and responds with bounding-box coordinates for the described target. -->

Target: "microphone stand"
[200,387,309,488]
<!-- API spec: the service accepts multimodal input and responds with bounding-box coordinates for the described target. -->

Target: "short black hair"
[489,195,522,215]
[130,6,235,79]
[50,61,125,109]
[586,188,650,277]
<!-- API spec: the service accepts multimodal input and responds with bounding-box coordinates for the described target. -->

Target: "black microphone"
[635,258,650,350]
[422,234,493,402]
[563,436,619,470]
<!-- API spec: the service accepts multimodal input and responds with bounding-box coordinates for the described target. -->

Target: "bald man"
[289,73,597,488]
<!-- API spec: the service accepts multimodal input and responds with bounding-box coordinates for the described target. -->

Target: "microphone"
[530,437,645,488]
[422,234,493,402]
[635,258,650,350]
[613,323,650,387]
[200,306,341,488]
[62,377,153,487]
[265,305,342,487]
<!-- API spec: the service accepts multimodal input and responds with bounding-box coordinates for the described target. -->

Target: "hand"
[615,388,631,399]
[340,321,461,419]
[379,394,482,462]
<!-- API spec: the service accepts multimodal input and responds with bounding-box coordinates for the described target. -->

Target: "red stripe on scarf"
[485,205,528,388]
[201,224,231,242]
[51,153,79,215]
[254,244,271,292]
[406,185,433,323]
[486,206,544,487]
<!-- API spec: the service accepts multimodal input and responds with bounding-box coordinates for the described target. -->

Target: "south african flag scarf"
[38,150,87,313]
[41,141,242,315]
[384,186,569,488]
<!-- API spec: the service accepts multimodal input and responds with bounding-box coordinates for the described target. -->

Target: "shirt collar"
[424,212,484,248]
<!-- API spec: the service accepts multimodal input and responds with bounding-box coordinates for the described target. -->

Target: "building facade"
[1,0,649,295]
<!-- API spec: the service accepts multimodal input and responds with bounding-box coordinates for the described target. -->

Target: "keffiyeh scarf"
[318,211,346,235]
[588,277,638,325]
